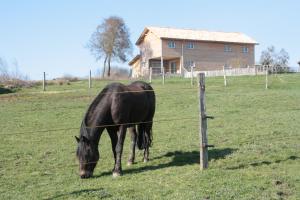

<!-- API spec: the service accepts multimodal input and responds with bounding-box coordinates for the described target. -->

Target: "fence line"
[0,78,297,115]
[0,75,298,102]
[0,81,297,104]
[1,72,299,176]
[184,67,262,78]
[2,117,199,136]
[0,86,198,100]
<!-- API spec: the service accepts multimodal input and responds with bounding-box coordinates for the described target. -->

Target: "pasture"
[0,74,299,199]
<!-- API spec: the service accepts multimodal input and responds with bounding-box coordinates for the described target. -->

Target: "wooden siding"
[162,39,255,71]
[138,31,161,61]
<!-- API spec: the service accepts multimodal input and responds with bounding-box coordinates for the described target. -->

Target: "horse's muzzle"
[80,170,93,179]
[80,174,92,179]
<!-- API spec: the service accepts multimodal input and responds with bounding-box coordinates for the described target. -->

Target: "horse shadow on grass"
[44,188,111,200]
[94,147,237,178]
[45,148,236,200]
[226,155,300,170]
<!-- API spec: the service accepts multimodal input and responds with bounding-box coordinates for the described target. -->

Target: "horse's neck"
[82,89,111,144]
[83,108,108,144]
[81,121,104,145]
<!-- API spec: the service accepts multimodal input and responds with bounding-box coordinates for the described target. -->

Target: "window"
[170,62,177,73]
[242,46,249,53]
[224,45,232,52]
[168,41,176,48]
[186,42,194,49]
[185,60,195,68]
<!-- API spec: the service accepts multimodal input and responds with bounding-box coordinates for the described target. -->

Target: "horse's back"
[130,81,155,119]
[109,81,155,124]
[129,81,154,91]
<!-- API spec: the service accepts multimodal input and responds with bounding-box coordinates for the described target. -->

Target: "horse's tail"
[137,123,153,150]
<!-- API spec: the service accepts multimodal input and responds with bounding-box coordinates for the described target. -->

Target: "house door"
[170,61,177,74]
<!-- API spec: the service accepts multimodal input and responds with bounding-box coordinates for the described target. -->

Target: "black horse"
[75,81,155,178]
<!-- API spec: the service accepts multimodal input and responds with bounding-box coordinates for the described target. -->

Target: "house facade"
[129,27,258,77]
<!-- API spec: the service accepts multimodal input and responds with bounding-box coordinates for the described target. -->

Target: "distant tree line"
[0,57,32,93]
[0,57,28,83]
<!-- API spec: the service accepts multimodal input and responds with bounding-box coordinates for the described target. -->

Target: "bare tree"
[260,46,275,66]
[88,16,132,77]
[260,46,290,73]
[276,49,289,72]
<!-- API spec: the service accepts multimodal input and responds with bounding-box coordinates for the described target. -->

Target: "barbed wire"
[0,88,199,105]
[0,88,199,115]
[2,117,199,136]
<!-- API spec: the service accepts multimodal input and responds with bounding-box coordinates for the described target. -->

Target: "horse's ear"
[82,136,90,144]
[75,136,80,143]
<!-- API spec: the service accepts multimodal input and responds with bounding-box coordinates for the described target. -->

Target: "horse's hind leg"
[143,123,152,163]
[143,148,149,163]
[127,126,137,166]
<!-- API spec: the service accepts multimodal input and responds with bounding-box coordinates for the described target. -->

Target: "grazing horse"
[75,81,155,178]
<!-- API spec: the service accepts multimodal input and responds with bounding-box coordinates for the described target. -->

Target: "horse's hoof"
[143,159,148,163]
[112,172,121,177]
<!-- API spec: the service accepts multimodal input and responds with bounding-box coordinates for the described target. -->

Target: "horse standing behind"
[75,81,155,178]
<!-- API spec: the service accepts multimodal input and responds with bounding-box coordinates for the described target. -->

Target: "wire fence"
[1,73,299,172]
[1,74,299,131]
[2,117,199,136]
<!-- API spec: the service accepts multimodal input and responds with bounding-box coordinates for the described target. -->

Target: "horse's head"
[75,135,99,178]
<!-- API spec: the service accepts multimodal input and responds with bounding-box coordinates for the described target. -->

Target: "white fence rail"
[184,67,265,78]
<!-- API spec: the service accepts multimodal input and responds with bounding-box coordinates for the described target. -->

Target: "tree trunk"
[102,56,107,78]
[107,55,111,77]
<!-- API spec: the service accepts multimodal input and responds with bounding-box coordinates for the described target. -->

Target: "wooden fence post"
[265,66,268,89]
[198,73,214,170]
[43,72,46,91]
[223,66,227,87]
[89,70,92,89]
[149,67,152,83]
[191,66,194,86]
[162,67,165,85]
[161,56,165,85]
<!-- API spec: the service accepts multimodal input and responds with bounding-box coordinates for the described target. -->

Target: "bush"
[0,86,13,94]
[60,74,79,82]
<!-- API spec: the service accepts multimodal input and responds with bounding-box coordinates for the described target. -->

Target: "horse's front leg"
[127,126,137,166]
[113,125,127,177]
[107,127,118,170]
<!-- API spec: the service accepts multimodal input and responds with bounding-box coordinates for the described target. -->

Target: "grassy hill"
[0,74,299,199]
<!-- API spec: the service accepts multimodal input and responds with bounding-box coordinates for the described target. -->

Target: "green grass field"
[0,74,299,200]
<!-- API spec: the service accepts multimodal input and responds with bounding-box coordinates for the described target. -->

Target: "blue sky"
[0,0,299,80]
